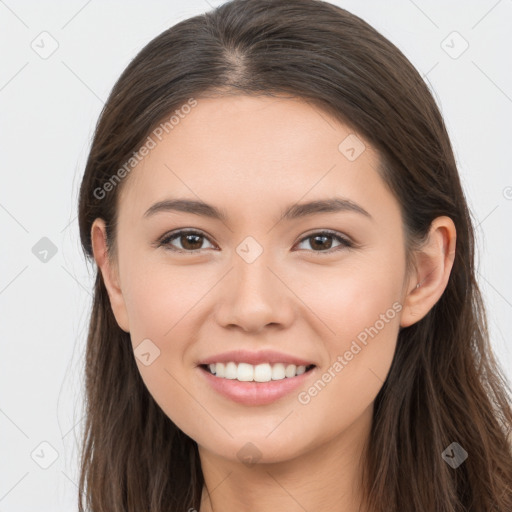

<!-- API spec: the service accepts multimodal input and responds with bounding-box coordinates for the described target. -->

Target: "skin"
[91,95,456,512]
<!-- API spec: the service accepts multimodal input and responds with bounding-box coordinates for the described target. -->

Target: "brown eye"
[295,231,353,253]
[158,229,353,255]
[159,230,215,252]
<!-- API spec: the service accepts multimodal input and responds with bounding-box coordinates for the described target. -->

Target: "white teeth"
[271,363,286,380]
[216,362,225,378]
[237,363,254,381]
[285,364,297,378]
[254,363,272,382]
[205,362,312,381]
[225,362,237,379]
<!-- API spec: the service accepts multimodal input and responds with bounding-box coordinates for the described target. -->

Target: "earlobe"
[400,216,456,328]
[90,218,130,333]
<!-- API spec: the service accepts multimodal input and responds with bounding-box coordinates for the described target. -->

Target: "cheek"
[293,293,401,444]
[120,261,216,427]
[121,257,208,343]
[291,255,403,412]
[292,253,404,346]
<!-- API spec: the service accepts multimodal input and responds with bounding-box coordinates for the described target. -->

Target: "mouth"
[199,362,316,382]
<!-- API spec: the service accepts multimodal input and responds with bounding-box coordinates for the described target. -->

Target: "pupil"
[183,234,202,250]
[178,234,334,251]
[311,235,331,250]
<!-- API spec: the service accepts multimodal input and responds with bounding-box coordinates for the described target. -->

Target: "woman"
[77,1,512,510]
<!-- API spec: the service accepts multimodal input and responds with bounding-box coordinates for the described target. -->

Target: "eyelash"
[157,229,355,255]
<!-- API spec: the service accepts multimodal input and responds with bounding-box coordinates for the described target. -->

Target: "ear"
[400,216,456,328]
[90,218,130,332]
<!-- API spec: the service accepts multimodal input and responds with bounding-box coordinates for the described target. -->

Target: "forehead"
[117,95,399,226]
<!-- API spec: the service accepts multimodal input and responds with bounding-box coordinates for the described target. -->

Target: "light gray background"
[1,0,511,510]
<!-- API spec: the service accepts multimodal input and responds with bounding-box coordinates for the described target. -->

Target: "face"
[96,95,414,465]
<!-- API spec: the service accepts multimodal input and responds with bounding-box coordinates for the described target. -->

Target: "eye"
[157,229,354,254]
[294,230,354,254]
[158,229,216,253]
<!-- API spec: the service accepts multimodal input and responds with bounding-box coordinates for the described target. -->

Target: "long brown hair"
[77,1,512,510]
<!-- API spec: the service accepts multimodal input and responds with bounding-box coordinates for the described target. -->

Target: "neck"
[198,404,372,512]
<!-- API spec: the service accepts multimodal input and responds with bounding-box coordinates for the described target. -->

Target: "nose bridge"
[234,247,274,298]
[214,238,292,332]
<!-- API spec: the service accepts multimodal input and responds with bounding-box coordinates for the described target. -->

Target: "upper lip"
[198,349,315,367]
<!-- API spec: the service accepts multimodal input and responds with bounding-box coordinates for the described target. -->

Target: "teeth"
[254,363,272,382]
[285,364,296,378]
[237,362,254,381]
[215,362,225,378]
[271,363,285,380]
[225,362,237,379]
[205,362,312,382]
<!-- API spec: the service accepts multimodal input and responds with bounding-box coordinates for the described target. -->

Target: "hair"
[76,0,512,510]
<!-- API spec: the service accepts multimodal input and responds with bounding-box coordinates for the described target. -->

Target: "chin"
[195,427,317,466]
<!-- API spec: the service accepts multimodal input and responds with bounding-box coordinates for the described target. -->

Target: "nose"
[213,253,295,334]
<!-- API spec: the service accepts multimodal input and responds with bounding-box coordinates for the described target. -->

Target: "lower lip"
[199,366,316,406]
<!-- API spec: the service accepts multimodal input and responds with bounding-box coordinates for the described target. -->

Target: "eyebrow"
[143,197,372,223]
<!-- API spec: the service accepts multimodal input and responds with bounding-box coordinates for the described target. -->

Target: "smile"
[203,362,316,382]
[198,361,317,406]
